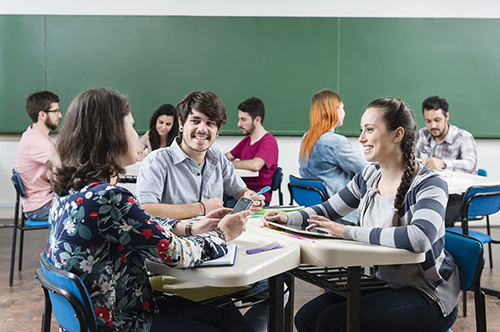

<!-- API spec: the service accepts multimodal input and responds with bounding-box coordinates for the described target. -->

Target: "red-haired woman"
[299,90,367,223]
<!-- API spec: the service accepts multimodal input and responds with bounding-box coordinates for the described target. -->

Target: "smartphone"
[231,196,253,214]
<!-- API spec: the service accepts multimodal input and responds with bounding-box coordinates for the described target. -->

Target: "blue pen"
[253,186,271,196]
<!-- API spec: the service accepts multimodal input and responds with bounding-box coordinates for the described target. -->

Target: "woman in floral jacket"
[48,88,254,332]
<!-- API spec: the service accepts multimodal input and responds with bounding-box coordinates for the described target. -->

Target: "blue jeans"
[150,295,255,332]
[294,287,457,332]
[25,200,51,221]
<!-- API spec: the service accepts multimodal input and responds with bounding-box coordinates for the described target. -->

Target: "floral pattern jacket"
[47,182,228,332]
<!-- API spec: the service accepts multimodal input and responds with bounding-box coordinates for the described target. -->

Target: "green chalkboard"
[44,16,338,135]
[0,15,45,133]
[338,18,500,137]
[1,16,500,137]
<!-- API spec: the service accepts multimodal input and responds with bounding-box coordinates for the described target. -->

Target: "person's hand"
[425,157,446,170]
[201,198,224,214]
[306,215,345,238]
[205,207,232,219]
[243,191,265,213]
[261,210,287,226]
[218,210,250,242]
[191,208,232,235]
[191,217,220,235]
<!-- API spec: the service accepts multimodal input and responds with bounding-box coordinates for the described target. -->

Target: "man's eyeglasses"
[43,109,61,114]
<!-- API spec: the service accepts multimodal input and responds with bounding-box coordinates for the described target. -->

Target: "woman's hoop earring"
[179,127,183,132]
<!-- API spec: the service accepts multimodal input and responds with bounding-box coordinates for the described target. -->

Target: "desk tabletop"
[146,230,300,287]
[246,219,425,268]
[439,170,500,195]
[125,162,258,178]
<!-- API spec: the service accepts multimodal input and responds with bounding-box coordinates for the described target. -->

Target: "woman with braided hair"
[263,98,459,331]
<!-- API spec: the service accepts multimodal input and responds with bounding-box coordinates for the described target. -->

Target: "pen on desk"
[253,186,271,196]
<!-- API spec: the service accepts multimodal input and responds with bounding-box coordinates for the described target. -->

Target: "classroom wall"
[1,135,499,218]
[1,0,500,216]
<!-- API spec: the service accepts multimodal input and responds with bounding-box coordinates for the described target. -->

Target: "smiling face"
[179,109,218,157]
[237,110,256,135]
[359,108,402,163]
[423,108,449,142]
[156,115,174,139]
[121,112,139,167]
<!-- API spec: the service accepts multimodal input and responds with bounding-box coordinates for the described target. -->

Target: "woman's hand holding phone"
[218,210,250,242]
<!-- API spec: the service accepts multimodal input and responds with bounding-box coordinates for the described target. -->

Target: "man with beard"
[225,97,278,206]
[14,91,61,221]
[415,95,477,174]
[136,91,264,220]
[415,95,477,226]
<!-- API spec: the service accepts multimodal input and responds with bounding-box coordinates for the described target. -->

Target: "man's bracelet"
[185,222,193,237]
[200,201,206,216]
[209,227,226,242]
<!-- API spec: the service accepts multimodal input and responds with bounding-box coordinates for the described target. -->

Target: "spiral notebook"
[198,244,237,267]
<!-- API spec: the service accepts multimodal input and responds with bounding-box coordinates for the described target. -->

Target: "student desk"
[121,162,258,182]
[439,170,500,194]
[246,218,425,332]
[146,230,301,332]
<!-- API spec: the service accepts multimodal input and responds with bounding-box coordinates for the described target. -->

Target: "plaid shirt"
[415,124,477,174]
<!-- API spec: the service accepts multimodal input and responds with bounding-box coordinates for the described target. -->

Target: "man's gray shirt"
[136,138,246,205]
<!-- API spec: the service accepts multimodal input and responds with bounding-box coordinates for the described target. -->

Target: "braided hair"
[367,98,417,227]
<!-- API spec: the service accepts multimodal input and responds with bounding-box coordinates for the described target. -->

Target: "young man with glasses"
[14,91,61,221]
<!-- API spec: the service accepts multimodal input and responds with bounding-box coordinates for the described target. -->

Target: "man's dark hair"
[25,91,60,123]
[422,96,449,115]
[177,91,227,129]
[52,88,130,195]
[238,97,265,123]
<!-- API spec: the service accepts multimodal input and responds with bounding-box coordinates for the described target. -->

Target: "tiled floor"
[1,218,500,332]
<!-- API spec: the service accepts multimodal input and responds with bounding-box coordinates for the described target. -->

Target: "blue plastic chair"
[37,252,98,332]
[271,167,284,205]
[447,185,500,269]
[444,230,486,332]
[288,175,328,206]
[9,169,49,287]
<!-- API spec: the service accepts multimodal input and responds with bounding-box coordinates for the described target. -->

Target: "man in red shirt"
[14,91,61,220]
[226,97,279,205]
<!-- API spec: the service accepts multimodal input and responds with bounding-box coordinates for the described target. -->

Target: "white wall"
[2,0,500,18]
[2,135,499,218]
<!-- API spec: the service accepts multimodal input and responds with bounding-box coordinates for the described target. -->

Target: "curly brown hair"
[177,91,227,132]
[51,88,130,196]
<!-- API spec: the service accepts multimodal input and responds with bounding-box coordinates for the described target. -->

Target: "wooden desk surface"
[246,219,425,268]
[146,230,300,287]
[440,170,500,195]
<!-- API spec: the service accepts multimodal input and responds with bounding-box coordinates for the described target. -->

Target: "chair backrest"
[271,167,284,205]
[11,169,25,197]
[461,185,500,219]
[444,230,484,291]
[288,175,328,207]
[39,253,97,332]
[271,167,283,192]
[477,168,487,177]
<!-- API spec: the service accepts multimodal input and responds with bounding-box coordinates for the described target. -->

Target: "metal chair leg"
[9,222,18,287]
